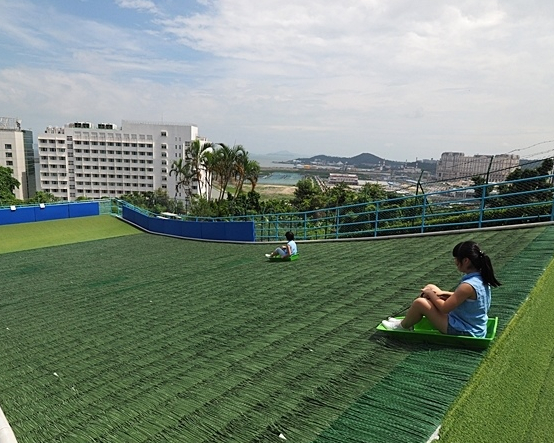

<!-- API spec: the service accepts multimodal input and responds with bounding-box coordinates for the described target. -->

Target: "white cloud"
[1,0,554,160]
[114,0,160,15]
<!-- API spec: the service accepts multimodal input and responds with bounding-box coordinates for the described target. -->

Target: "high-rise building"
[0,117,35,200]
[436,152,520,182]
[37,120,210,202]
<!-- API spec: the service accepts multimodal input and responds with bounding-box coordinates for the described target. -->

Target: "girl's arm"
[423,282,475,314]
[283,243,292,259]
[421,284,453,298]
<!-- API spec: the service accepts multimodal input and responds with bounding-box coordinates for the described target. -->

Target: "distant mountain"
[291,152,438,171]
[295,152,388,166]
[265,150,298,157]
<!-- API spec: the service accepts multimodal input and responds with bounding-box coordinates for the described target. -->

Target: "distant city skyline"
[1,1,553,162]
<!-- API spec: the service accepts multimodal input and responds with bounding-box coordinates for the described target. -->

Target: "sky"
[1,0,553,162]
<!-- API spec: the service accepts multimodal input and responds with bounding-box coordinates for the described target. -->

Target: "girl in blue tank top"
[381,240,501,338]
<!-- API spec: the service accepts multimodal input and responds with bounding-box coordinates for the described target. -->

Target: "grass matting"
[439,250,554,442]
[0,215,141,254]
[1,223,553,442]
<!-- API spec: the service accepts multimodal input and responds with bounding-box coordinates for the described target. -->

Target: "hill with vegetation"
[292,152,438,170]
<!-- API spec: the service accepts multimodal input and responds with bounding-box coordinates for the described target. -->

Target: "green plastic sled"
[268,253,299,262]
[376,316,498,349]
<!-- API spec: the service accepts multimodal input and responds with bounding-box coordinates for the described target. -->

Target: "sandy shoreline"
[255,184,296,199]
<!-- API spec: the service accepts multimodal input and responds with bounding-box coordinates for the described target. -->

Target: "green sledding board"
[376,316,498,349]
[268,254,299,262]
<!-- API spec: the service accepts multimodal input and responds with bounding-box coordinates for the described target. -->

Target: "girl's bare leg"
[401,297,448,333]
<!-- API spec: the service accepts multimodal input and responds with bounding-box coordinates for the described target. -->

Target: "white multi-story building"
[436,152,520,182]
[328,173,359,185]
[0,117,36,200]
[38,120,210,202]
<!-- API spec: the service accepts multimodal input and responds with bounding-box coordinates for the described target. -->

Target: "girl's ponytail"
[453,241,501,287]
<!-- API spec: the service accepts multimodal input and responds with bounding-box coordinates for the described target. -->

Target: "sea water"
[258,172,305,185]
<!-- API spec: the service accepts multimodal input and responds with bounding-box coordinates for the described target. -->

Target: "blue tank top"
[288,240,298,255]
[448,272,491,338]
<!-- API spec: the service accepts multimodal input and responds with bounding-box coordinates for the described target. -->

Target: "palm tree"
[213,143,245,202]
[169,158,194,210]
[203,150,218,201]
[233,149,249,198]
[244,159,261,192]
[189,139,212,200]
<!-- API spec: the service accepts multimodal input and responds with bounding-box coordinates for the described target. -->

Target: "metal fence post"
[479,183,487,228]
[374,201,380,237]
[335,207,339,239]
[421,195,427,233]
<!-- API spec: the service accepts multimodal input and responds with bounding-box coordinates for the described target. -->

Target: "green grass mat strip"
[439,254,554,442]
[312,226,554,443]
[0,215,141,254]
[0,227,552,442]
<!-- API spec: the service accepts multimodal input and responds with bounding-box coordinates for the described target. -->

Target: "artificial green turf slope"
[0,215,141,254]
[440,257,554,443]
[1,226,552,442]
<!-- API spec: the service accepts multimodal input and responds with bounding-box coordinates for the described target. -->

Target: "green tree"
[189,139,212,200]
[471,175,488,200]
[120,189,185,214]
[233,149,249,198]
[203,150,218,202]
[244,160,261,192]
[356,183,387,203]
[292,178,323,211]
[324,182,357,207]
[170,158,194,210]
[28,191,60,203]
[212,143,245,202]
[0,166,20,203]
[495,158,554,207]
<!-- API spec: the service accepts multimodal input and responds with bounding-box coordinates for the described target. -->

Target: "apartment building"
[436,152,520,182]
[328,173,359,185]
[0,117,36,200]
[38,120,210,202]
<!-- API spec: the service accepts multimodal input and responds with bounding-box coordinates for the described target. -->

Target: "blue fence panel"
[148,217,166,233]
[224,221,255,242]
[69,202,100,218]
[122,206,148,227]
[119,204,255,242]
[35,204,70,222]
[0,207,35,225]
[0,202,100,225]
[200,222,226,240]
[182,221,203,238]
[164,219,184,237]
